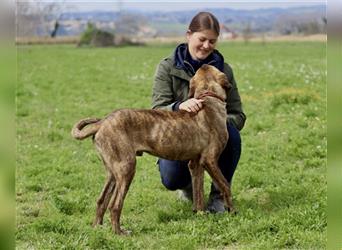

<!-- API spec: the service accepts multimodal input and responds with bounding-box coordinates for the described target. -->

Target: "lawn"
[16,41,326,249]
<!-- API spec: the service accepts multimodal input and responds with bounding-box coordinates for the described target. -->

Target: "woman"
[152,12,246,213]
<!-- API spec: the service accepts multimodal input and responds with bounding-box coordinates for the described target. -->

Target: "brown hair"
[188,12,220,36]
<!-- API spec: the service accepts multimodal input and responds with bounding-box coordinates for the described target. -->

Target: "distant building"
[136,25,157,38]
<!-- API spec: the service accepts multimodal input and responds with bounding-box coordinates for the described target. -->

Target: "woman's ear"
[186,30,192,41]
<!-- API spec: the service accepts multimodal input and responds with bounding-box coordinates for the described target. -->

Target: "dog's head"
[188,64,231,101]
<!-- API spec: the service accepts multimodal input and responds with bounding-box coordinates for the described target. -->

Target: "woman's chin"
[196,54,209,60]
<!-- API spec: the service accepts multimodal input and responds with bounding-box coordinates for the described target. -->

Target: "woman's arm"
[152,59,178,111]
[224,64,247,131]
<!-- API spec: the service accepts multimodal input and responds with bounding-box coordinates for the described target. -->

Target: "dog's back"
[95,108,213,161]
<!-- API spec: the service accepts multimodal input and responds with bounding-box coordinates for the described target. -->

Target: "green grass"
[16,41,326,249]
[0,45,16,250]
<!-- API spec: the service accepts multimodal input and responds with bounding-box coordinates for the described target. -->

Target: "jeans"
[158,123,241,191]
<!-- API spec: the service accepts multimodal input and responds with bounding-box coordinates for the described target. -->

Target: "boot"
[177,183,193,202]
[206,182,225,213]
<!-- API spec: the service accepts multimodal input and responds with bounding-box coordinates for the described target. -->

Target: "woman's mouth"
[199,49,210,54]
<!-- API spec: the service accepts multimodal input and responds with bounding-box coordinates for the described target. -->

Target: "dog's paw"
[116,228,132,236]
[92,218,104,228]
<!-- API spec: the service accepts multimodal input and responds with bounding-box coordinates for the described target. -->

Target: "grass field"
[16,41,326,249]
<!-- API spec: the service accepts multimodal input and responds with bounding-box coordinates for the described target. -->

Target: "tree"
[242,21,252,44]
[274,13,326,35]
[114,13,147,35]
[16,0,67,37]
[50,21,59,38]
[0,1,14,40]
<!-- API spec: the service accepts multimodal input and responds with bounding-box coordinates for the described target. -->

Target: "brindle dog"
[71,65,235,235]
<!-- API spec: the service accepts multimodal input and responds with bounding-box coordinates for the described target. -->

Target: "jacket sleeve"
[151,59,178,111]
[225,64,247,131]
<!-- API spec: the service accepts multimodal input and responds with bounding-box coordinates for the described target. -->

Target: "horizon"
[47,1,326,13]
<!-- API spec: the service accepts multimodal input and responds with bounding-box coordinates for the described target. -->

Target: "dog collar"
[197,91,226,103]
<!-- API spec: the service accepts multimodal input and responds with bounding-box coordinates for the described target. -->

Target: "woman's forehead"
[193,29,218,39]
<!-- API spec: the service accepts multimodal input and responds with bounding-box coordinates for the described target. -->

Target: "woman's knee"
[227,123,241,148]
[160,176,186,191]
[158,159,191,190]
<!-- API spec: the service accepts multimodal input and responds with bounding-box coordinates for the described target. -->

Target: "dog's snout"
[201,64,209,70]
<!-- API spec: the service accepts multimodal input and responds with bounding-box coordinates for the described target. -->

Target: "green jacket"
[151,54,246,131]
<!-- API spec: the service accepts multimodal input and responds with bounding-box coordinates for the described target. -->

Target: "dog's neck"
[196,91,226,103]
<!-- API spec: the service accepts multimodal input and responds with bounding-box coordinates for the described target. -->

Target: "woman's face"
[187,29,218,61]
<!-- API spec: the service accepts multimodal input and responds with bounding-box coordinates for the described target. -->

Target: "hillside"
[17,5,326,37]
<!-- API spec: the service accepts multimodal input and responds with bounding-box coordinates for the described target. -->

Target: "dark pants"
[158,124,241,191]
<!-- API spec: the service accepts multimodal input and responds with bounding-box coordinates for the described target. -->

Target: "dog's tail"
[71,118,102,140]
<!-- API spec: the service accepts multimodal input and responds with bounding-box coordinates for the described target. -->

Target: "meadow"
[16,41,326,249]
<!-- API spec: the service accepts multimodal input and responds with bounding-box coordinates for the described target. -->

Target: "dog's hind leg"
[92,152,116,227]
[188,159,205,212]
[93,172,116,227]
[203,158,235,213]
[108,158,136,235]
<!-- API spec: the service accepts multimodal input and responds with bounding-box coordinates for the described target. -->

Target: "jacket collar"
[173,43,225,76]
[169,67,192,81]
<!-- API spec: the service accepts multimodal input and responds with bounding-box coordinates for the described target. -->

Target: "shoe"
[177,183,193,202]
[206,183,225,213]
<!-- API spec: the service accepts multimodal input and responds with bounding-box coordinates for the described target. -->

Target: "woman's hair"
[188,12,220,36]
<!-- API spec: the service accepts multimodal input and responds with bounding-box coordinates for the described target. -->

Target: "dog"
[71,64,235,235]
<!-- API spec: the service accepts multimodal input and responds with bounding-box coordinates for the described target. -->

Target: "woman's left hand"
[179,98,204,113]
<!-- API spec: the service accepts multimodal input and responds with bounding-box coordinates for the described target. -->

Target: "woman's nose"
[203,40,210,49]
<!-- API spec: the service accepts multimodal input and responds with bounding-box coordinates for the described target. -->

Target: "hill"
[17,5,326,37]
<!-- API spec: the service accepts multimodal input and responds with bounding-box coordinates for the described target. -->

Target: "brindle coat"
[71,65,235,235]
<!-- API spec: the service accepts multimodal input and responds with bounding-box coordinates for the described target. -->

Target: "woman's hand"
[179,98,204,113]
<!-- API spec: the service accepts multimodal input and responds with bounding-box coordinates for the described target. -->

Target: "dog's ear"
[188,78,196,98]
[218,73,232,92]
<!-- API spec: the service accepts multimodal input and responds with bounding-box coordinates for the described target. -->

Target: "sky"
[27,0,326,12]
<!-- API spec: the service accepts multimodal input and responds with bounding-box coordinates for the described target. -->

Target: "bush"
[78,22,96,46]
[91,30,115,47]
[78,22,115,47]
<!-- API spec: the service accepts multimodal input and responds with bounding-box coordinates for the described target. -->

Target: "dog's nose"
[201,64,209,70]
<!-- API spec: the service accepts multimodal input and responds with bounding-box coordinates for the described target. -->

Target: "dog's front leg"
[205,159,235,213]
[188,160,205,212]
